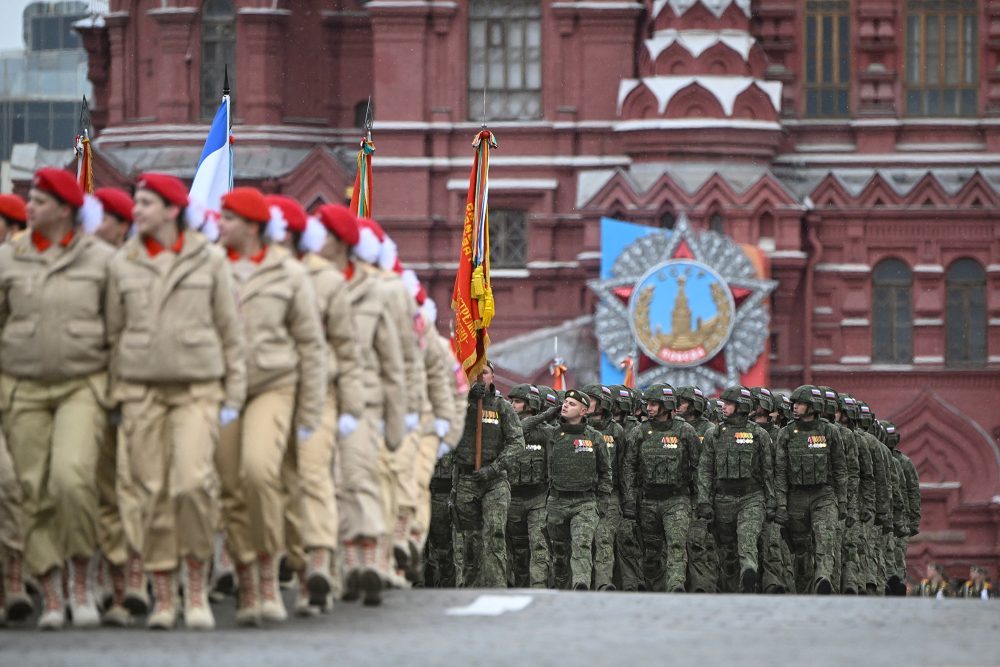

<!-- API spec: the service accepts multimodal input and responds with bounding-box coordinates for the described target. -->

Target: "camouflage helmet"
[612,384,633,414]
[750,386,775,413]
[537,385,560,409]
[508,383,542,413]
[719,385,754,412]
[880,420,900,448]
[857,401,874,428]
[790,385,825,413]
[838,394,860,421]
[676,385,707,414]
[776,392,793,422]
[642,383,677,410]
[818,386,839,418]
[582,383,614,412]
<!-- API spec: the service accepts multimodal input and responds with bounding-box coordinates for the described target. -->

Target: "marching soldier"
[583,384,624,591]
[678,385,719,594]
[609,385,644,592]
[883,420,919,595]
[750,386,793,594]
[451,361,524,588]
[856,401,891,595]
[817,387,857,594]
[773,386,847,594]
[269,196,365,614]
[106,173,246,630]
[622,384,700,592]
[315,203,406,606]
[505,383,550,588]
[836,395,875,596]
[0,168,113,628]
[697,386,773,593]
[958,566,993,599]
[92,187,134,248]
[0,192,30,625]
[214,187,326,625]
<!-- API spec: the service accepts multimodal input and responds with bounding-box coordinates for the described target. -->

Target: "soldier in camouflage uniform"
[623,385,700,593]
[751,387,794,594]
[583,384,624,591]
[677,385,719,594]
[836,395,876,595]
[505,384,551,588]
[424,451,456,587]
[451,364,525,588]
[883,420,919,595]
[610,385,644,591]
[773,385,847,594]
[697,386,774,593]
[540,389,612,590]
[817,387,858,594]
[855,401,891,595]
[872,416,907,595]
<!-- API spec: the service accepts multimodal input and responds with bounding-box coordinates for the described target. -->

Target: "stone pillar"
[75,21,110,132]
[367,2,429,122]
[148,7,198,123]
[104,11,129,125]
[236,8,290,125]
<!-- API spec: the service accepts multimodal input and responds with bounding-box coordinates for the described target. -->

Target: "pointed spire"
[79,94,91,138]
[223,64,230,96]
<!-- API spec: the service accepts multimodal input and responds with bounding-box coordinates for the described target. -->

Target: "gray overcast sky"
[0,1,108,52]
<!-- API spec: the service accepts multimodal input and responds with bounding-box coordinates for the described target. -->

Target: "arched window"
[872,258,913,363]
[709,211,724,234]
[946,258,986,367]
[658,209,676,229]
[201,0,236,120]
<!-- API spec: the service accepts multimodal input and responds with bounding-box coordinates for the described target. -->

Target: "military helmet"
[582,383,614,412]
[612,384,633,414]
[508,383,542,413]
[790,385,825,413]
[880,420,900,448]
[818,386,839,418]
[676,385,707,414]
[719,385,754,412]
[642,383,677,410]
[777,393,792,420]
[857,401,874,428]
[750,386,775,413]
[537,385,560,408]
[839,394,860,421]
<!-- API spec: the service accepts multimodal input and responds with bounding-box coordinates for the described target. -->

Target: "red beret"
[221,187,270,223]
[265,195,307,234]
[316,204,360,246]
[0,194,27,224]
[94,187,134,223]
[32,168,84,209]
[136,173,188,208]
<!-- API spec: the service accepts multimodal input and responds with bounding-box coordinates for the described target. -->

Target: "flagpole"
[224,65,233,191]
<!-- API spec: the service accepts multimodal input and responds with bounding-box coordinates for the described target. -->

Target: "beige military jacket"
[348,262,406,450]
[104,231,247,409]
[0,230,113,381]
[380,271,426,417]
[301,253,364,419]
[421,324,457,432]
[230,245,326,430]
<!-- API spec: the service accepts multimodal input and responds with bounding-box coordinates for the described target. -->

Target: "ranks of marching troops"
[0,168,462,630]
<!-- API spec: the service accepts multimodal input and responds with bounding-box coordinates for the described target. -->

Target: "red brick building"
[68,0,999,581]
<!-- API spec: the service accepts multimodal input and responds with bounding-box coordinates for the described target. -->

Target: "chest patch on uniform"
[807,435,827,449]
[661,435,679,449]
[735,432,754,444]
[573,439,594,453]
[481,410,499,426]
[603,434,615,448]
[525,444,543,452]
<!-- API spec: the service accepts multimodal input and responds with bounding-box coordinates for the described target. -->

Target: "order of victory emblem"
[590,213,777,392]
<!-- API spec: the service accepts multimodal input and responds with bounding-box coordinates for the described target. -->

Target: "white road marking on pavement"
[445,595,534,616]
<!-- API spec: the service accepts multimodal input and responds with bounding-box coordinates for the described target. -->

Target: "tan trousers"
[0,429,23,554]
[120,381,222,572]
[96,422,129,566]
[412,425,441,549]
[282,391,339,571]
[0,374,104,576]
[336,405,385,542]
[217,385,295,563]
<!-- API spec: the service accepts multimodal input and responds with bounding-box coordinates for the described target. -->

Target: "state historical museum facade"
[71,0,999,580]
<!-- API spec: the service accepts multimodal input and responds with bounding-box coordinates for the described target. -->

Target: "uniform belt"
[549,488,594,499]
[715,479,760,495]
[429,479,453,492]
[642,484,687,500]
[510,483,546,498]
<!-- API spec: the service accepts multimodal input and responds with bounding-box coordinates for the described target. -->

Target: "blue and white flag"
[188,95,231,241]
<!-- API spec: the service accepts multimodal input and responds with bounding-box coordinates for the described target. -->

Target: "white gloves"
[297,427,314,443]
[338,413,359,437]
[405,412,419,432]
[219,406,239,427]
[436,442,451,460]
[433,418,451,439]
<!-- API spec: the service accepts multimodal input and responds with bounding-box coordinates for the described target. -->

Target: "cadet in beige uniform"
[214,188,326,626]
[105,173,246,630]
[0,168,113,629]
[268,196,365,615]
[317,204,405,606]
[0,193,31,626]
